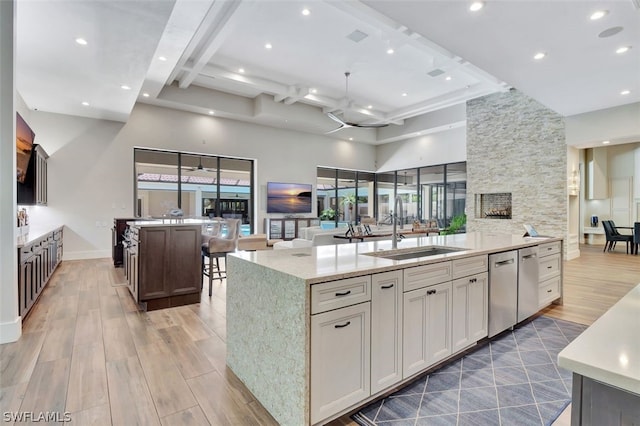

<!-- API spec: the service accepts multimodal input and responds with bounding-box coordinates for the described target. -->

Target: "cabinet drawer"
[539,253,561,282]
[311,275,371,314]
[404,261,452,292]
[538,276,560,308]
[539,241,561,257]
[452,255,488,279]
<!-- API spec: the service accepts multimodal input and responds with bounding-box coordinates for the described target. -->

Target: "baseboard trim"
[0,316,22,344]
[62,250,111,261]
[566,248,581,261]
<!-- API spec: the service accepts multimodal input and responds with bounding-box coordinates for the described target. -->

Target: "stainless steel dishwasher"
[518,246,539,322]
[488,250,518,337]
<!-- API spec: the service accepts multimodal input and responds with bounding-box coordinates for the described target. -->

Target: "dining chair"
[633,222,640,255]
[201,218,241,296]
[602,220,633,254]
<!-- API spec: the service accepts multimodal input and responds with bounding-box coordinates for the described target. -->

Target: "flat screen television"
[267,182,312,214]
[16,112,35,183]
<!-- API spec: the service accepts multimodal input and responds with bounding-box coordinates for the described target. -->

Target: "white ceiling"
[16,0,640,145]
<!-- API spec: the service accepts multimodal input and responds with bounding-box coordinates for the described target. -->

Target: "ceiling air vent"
[347,30,368,43]
[632,0,640,10]
[427,69,445,77]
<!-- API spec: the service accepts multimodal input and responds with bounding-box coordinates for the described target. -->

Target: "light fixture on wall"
[568,168,580,196]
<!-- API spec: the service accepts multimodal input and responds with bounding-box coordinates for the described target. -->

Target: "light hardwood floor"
[0,244,638,426]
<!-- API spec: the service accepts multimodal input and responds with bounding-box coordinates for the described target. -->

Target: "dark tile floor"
[354,316,587,426]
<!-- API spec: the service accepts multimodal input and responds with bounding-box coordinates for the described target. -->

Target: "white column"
[0,0,21,343]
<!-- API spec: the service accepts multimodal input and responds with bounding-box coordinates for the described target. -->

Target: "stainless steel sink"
[364,246,466,260]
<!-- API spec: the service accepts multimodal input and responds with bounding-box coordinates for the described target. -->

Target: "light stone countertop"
[16,224,64,248]
[558,283,640,395]
[231,231,561,284]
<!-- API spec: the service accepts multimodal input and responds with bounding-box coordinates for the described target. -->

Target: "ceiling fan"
[326,72,389,134]
[183,157,215,172]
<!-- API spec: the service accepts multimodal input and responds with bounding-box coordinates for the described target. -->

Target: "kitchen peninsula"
[226,232,564,426]
[123,219,205,310]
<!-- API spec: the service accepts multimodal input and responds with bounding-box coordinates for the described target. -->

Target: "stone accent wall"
[466,89,567,241]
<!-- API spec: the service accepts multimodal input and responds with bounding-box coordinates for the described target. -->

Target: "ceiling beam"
[176,1,245,89]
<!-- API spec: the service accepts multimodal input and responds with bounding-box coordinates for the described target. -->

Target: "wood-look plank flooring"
[0,244,638,426]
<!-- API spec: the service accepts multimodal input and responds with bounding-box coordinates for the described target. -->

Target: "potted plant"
[441,213,467,235]
[320,208,336,221]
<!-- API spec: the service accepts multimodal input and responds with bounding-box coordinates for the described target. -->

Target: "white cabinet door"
[310,302,370,424]
[403,281,452,379]
[452,272,488,353]
[371,270,403,394]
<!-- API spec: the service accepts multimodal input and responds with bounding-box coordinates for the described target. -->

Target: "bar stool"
[202,218,241,296]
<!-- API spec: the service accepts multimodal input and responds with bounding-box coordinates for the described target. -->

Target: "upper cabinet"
[586,147,607,200]
[17,144,48,205]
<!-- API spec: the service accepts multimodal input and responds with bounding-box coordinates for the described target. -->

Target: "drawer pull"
[335,290,351,297]
[381,284,395,289]
[523,254,537,259]
[427,289,437,295]
[547,289,552,293]
[469,278,477,283]
[334,321,351,329]
[547,266,553,269]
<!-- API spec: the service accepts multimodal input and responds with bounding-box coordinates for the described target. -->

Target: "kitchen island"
[226,232,564,426]
[558,283,640,424]
[124,219,209,310]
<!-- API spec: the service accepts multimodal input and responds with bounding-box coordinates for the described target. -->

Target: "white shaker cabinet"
[403,281,453,379]
[371,270,403,394]
[452,272,489,353]
[310,299,371,425]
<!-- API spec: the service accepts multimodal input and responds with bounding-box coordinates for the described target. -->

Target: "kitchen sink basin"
[364,246,467,261]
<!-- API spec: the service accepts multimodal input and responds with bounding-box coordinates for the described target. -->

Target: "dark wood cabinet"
[17,227,63,318]
[126,224,201,310]
[112,218,137,267]
[17,144,48,205]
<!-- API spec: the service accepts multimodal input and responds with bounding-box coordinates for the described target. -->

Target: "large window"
[319,162,466,229]
[134,148,254,232]
[317,167,376,228]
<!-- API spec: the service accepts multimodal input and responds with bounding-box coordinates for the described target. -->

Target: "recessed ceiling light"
[238,67,245,73]
[120,85,131,90]
[310,88,317,94]
[602,140,610,144]
[620,90,631,95]
[142,93,150,98]
[387,48,394,54]
[401,93,408,97]
[81,101,90,106]
[469,2,484,12]
[616,46,631,54]
[158,56,167,61]
[208,110,214,115]
[265,42,272,49]
[590,10,608,20]
[445,76,452,81]
[301,8,310,16]
[349,137,353,141]
[75,37,88,45]
[534,52,546,60]
[367,105,373,109]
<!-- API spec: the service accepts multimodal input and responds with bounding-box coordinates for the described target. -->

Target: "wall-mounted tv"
[16,112,35,183]
[267,182,312,214]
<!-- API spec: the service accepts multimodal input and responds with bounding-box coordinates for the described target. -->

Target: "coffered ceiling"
[15,0,640,145]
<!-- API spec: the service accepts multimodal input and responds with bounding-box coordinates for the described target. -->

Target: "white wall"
[566,103,640,147]
[376,126,466,172]
[583,142,639,229]
[25,103,378,259]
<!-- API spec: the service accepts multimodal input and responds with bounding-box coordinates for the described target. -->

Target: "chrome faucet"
[392,195,404,249]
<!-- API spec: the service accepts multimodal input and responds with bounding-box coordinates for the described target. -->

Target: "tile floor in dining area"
[353,316,587,426]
